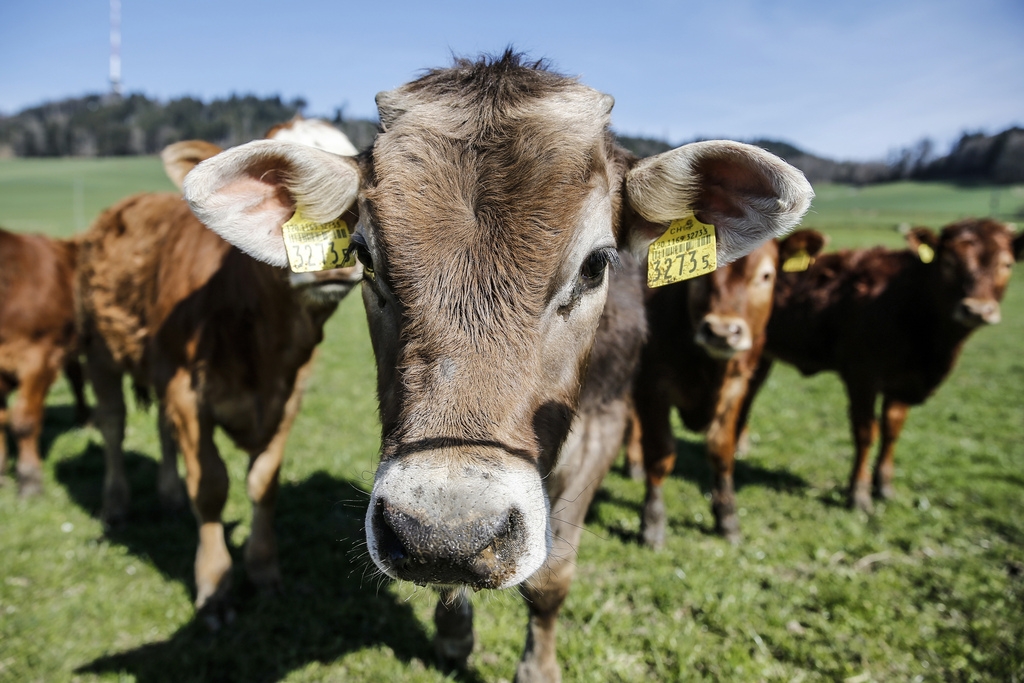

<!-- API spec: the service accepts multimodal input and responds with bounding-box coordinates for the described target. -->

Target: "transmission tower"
[110,0,122,97]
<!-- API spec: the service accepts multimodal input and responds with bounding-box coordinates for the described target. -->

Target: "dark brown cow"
[745,220,1024,512]
[633,240,779,546]
[76,141,361,623]
[0,229,88,496]
[185,53,813,681]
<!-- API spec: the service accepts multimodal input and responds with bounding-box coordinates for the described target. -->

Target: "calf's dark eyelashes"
[579,248,619,291]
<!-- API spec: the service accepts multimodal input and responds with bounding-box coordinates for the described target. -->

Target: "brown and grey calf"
[76,139,360,622]
[185,53,812,680]
[0,229,88,496]
[745,220,1023,512]
[633,239,780,547]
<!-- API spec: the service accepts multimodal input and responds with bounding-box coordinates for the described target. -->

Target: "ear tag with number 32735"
[281,207,357,273]
[647,215,717,287]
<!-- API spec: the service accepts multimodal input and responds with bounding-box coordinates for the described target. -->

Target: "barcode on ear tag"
[281,208,356,273]
[782,249,813,272]
[647,216,717,287]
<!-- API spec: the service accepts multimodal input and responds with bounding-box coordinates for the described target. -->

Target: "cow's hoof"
[628,461,645,482]
[198,598,237,632]
[515,659,562,683]
[17,469,44,499]
[715,513,742,545]
[434,632,473,672]
[245,562,282,595]
[641,497,667,549]
[875,482,895,501]
[848,484,873,513]
[157,478,187,514]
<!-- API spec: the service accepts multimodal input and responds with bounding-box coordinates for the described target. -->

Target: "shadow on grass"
[591,437,811,543]
[54,446,486,683]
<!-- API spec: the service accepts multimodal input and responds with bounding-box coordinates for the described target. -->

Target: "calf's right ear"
[622,140,814,264]
[183,140,359,267]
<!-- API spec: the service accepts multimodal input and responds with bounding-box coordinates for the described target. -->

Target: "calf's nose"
[371,496,527,589]
[696,315,752,357]
[957,298,1001,326]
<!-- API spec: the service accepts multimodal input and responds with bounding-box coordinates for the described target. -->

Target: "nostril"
[373,498,410,568]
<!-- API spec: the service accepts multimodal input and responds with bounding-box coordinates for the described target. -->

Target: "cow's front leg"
[10,352,58,498]
[516,403,627,682]
[165,368,232,625]
[87,342,129,527]
[156,410,185,512]
[845,382,879,512]
[874,397,909,500]
[434,588,474,670]
[634,390,675,549]
[64,356,91,426]
[244,357,314,592]
[706,375,747,543]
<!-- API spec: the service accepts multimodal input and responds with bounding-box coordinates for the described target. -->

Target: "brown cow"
[76,137,361,623]
[745,220,1024,512]
[633,240,779,546]
[185,53,813,681]
[0,228,88,496]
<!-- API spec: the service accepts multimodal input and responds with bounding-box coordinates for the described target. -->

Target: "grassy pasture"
[1,158,1023,682]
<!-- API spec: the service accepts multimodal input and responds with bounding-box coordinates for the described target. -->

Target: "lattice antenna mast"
[110,0,122,97]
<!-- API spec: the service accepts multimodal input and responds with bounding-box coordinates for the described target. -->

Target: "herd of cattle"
[2,54,1022,681]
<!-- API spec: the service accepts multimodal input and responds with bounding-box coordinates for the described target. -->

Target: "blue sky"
[2,0,1021,161]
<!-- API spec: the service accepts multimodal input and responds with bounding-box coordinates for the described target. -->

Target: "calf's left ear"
[622,141,813,264]
[183,140,360,267]
[161,140,224,192]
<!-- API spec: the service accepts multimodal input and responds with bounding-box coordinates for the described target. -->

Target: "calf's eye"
[580,249,617,290]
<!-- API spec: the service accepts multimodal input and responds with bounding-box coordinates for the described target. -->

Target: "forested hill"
[1,93,1020,185]
[0,93,377,158]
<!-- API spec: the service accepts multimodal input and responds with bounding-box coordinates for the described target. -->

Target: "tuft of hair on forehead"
[376,50,614,139]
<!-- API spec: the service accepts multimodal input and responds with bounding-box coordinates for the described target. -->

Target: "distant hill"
[2,93,1020,186]
[0,92,377,158]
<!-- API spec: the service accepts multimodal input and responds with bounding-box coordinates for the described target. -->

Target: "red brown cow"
[633,240,779,546]
[745,220,1023,512]
[76,139,361,624]
[185,53,813,681]
[0,229,88,496]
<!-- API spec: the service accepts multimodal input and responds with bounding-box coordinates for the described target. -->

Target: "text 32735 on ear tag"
[647,216,717,287]
[281,208,357,274]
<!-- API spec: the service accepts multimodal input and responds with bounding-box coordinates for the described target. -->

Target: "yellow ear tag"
[281,207,357,273]
[782,249,813,273]
[917,243,935,264]
[647,216,717,287]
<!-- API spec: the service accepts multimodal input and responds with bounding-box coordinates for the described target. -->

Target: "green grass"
[2,158,1023,682]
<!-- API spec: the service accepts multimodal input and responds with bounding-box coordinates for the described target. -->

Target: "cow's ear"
[904,226,939,263]
[622,140,813,264]
[779,229,828,261]
[1012,229,1024,262]
[161,140,223,192]
[183,140,360,267]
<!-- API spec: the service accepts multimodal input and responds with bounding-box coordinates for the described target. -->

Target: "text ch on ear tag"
[782,249,813,273]
[917,243,935,264]
[281,207,357,274]
[647,215,717,288]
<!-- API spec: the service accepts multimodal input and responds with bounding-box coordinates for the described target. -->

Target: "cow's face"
[688,240,779,359]
[183,53,813,591]
[909,219,1022,327]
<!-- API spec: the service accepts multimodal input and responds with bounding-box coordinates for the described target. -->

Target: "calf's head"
[183,53,812,590]
[689,240,779,359]
[907,219,1023,328]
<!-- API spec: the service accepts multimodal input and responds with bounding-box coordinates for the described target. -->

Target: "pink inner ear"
[225,173,295,224]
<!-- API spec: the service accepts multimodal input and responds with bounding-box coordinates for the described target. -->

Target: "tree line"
[1,92,1021,185]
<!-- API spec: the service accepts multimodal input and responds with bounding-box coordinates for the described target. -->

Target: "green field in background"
[1,157,1022,682]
